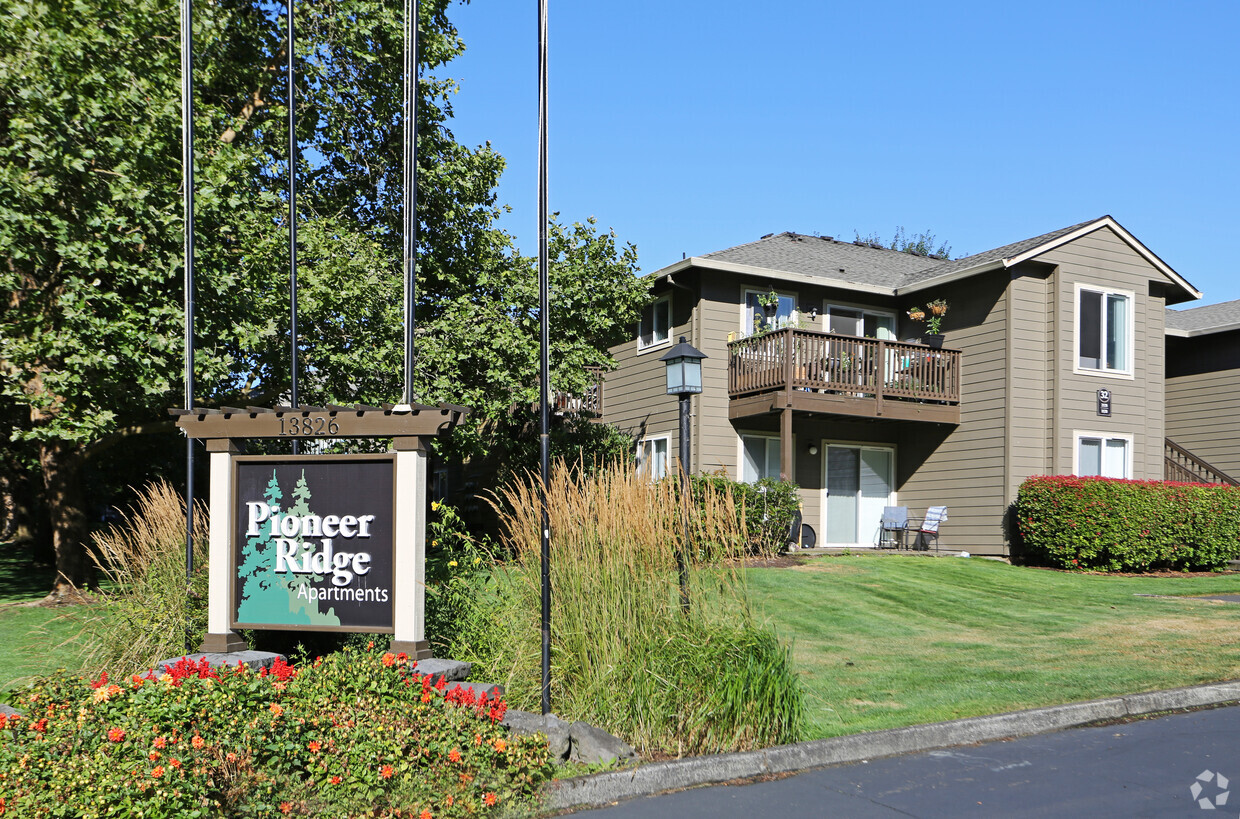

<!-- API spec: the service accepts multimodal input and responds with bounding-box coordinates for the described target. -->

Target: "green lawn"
[0,549,89,690]
[747,554,1240,740]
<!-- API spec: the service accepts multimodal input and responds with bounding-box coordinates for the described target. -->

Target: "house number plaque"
[1097,389,1112,417]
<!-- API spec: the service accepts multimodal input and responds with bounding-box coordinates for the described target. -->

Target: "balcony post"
[780,406,793,481]
[875,339,886,416]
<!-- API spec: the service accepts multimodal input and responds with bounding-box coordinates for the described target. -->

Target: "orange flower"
[0,715,7,730]
[483,792,498,807]
[445,795,455,807]
[419,810,432,819]
[191,735,205,749]
[149,751,160,762]
[169,758,182,769]
[395,652,408,663]
[153,736,166,749]
[107,727,125,743]
[330,775,341,785]
[279,802,292,815]
[474,733,483,746]
[366,641,375,649]
[420,691,432,704]
[459,772,474,784]
[448,748,461,763]
[492,738,507,753]
[226,752,238,763]
[382,652,396,667]
[308,740,321,753]
[269,703,284,717]
[151,766,165,778]
[379,764,394,779]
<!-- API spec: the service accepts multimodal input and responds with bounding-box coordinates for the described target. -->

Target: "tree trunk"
[39,439,92,598]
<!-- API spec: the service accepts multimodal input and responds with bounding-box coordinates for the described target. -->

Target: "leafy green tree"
[0,0,645,596]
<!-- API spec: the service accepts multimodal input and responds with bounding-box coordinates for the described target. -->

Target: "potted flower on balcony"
[906,300,948,348]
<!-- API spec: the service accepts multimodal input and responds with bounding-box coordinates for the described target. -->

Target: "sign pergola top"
[169,403,469,440]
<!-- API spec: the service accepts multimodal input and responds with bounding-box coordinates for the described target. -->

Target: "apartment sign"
[231,455,395,632]
[1097,389,1112,417]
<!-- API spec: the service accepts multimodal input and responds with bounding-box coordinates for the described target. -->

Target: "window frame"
[1072,431,1134,479]
[637,293,672,353]
[824,303,897,339]
[741,288,798,337]
[738,432,787,483]
[1074,282,1135,379]
[636,435,671,479]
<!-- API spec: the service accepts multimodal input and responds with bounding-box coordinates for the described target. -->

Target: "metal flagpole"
[287,0,300,453]
[537,0,551,717]
[401,0,417,405]
[179,0,196,636]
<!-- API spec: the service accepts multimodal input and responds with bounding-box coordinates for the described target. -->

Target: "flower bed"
[0,647,552,817]
[1014,475,1240,572]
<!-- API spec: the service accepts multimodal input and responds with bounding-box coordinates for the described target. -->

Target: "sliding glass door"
[824,445,894,547]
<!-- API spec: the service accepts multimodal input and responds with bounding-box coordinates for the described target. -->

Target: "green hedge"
[1014,475,1240,572]
[689,474,800,557]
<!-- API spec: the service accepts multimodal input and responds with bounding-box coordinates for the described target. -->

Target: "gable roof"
[1166,299,1240,337]
[651,216,1202,304]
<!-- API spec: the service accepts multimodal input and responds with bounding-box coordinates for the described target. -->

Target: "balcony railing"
[553,366,604,417]
[728,328,961,408]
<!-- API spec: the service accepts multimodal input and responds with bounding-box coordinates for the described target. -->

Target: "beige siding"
[697,272,743,475]
[1167,369,1240,478]
[602,286,687,466]
[1036,226,1166,480]
[899,271,1011,554]
[1005,267,1051,497]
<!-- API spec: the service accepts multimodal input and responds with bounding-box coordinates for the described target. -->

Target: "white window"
[741,433,782,483]
[1076,285,1133,375]
[1075,433,1132,479]
[637,436,669,479]
[638,294,671,350]
[744,289,796,336]
[826,305,896,339]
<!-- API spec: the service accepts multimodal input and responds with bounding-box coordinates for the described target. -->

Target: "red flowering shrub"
[1014,475,1240,572]
[0,646,551,817]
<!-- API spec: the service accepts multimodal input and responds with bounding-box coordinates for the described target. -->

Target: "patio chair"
[876,506,909,549]
[913,506,948,551]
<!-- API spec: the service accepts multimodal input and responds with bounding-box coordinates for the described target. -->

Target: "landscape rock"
[569,720,637,765]
[156,651,285,674]
[502,709,573,762]
[0,704,23,719]
[411,657,471,683]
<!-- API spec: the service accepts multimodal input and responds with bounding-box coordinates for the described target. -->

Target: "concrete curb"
[544,679,1240,812]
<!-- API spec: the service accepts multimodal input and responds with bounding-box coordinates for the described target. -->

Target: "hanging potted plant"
[923,300,948,348]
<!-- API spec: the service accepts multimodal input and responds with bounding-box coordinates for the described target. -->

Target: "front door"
[824,444,894,547]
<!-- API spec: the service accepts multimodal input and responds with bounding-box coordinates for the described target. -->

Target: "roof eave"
[649,257,896,296]
[1165,321,1240,338]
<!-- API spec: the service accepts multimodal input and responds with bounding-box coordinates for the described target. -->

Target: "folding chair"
[876,506,909,549]
[913,506,948,551]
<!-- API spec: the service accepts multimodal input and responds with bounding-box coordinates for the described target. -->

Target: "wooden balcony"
[728,328,961,424]
[553,366,604,418]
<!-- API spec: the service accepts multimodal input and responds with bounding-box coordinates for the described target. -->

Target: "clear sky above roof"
[443,0,1239,305]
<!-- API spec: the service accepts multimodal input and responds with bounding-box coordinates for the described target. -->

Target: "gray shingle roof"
[692,219,1109,291]
[1166,299,1240,333]
[897,218,1105,286]
[699,232,945,289]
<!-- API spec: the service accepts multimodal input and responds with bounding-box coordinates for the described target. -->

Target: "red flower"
[448,748,461,763]
[483,792,498,807]
[151,766,164,778]
[149,751,160,762]
[279,802,292,814]
[308,740,321,753]
[31,718,47,733]
[191,735,206,749]
[153,736,167,749]
[107,727,125,743]
[379,764,394,779]
[382,653,396,667]
[269,703,284,717]
[90,671,109,690]
[169,758,182,769]
[420,810,432,819]
[330,775,341,785]
[395,652,408,663]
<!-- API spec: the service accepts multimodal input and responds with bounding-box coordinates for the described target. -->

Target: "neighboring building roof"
[651,216,1202,303]
[1166,299,1240,337]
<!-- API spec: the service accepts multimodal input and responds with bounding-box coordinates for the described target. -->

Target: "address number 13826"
[279,416,340,436]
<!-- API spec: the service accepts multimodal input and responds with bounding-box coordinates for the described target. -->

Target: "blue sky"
[443,1,1238,304]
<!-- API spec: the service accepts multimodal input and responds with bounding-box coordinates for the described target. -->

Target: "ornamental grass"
[0,647,551,817]
[442,460,803,757]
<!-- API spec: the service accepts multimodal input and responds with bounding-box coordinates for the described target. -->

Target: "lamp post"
[660,337,706,612]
